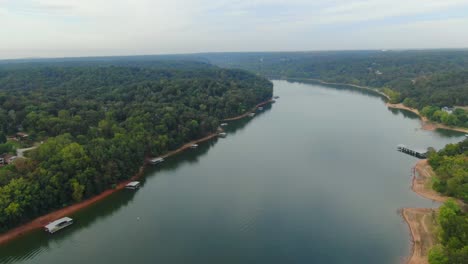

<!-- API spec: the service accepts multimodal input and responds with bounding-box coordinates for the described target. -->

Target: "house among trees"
[441,106,453,114]
[0,154,18,165]
[0,154,16,165]
[16,132,29,140]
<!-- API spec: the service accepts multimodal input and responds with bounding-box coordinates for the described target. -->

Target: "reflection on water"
[388,108,420,119]
[1,81,464,264]
[0,101,275,263]
[287,79,388,102]
[0,190,137,263]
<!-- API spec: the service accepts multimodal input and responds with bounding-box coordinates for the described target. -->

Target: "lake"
[0,80,465,264]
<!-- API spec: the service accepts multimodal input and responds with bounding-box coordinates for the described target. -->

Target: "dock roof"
[45,217,73,229]
[126,181,140,187]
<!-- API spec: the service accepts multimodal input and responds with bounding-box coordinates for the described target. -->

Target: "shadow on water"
[388,108,420,119]
[434,128,467,138]
[0,190,137,262]
[222,103,273,136]
[0,101,275,263]
[285,79,388,102]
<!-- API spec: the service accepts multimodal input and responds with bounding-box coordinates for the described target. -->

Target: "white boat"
[149,157,164,164]
[125,181,141,190]
[248,113,255,117]
[190,144,198,149]
[44,217,74,234]
[218,132,227,137]
[220,123,228,126]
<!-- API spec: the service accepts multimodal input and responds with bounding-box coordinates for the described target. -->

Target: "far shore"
[278,77,468,134]
[0,98,274,246]
[282,77,391,100]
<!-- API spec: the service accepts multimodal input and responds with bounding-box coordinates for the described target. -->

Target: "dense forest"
[0,61,272,231]
[428,139,468,202]
[427,140,468,264]
[198,50,468,127]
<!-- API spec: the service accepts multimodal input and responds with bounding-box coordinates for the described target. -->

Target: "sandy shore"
[402,159,466,264]
[387,103,468,133]
[401,160,443,264]
[402,208,437,264]
[411,160,451,203]
[0,98,273,246]
[401,159,441,264]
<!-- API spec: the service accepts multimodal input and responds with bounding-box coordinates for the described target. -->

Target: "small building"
[441,107,453,114]
[44,217,74,233]
[125,181,141,190]
[15,132,29,140]
[0,154,16,165]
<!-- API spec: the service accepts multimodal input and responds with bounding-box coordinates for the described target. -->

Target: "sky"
[1,0,468,59]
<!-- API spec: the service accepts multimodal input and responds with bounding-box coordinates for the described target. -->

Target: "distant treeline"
[198,50,468,127]
[0,62,272,231]
[427,140,468,264]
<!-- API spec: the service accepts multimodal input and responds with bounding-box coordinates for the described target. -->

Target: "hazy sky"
[1,0,468,59]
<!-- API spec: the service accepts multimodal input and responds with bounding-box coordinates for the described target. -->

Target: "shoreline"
[278,77,467,134]
[282,77,391,100]
[401,159,465,264]
[386,103,468,134]
[411,160,452,204]
[221,99,273,121]
[0,98,273,246]
[401,159,441,264]
[401,208,436,264]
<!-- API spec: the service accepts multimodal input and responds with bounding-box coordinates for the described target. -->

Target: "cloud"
[0,0,468,59]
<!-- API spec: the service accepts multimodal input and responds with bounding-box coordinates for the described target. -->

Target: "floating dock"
[397,144,428,159]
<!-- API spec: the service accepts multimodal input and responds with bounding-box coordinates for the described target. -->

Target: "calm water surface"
[0,80,465,264]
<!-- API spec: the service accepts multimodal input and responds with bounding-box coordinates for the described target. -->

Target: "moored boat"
[44,217,74,234]
[149,157,164,164]
[190,144,198,149]
[125,181,141,190]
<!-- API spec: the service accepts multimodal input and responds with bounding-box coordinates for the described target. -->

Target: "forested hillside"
[0,62,272,231]
[427,140,468,264]
[200,50,468,127]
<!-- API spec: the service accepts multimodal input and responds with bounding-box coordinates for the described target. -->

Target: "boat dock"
[397,144,428,159]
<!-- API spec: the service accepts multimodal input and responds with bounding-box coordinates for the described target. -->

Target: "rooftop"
[126,181,140,187]
[45,217,73,229]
